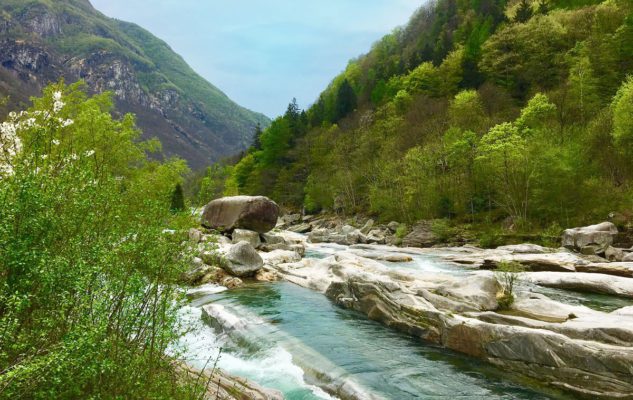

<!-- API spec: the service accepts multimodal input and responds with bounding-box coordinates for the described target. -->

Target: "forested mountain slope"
[0,0,270,168]
[222,0,633,231]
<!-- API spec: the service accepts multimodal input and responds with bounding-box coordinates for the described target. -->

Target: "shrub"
[495,261,526,310]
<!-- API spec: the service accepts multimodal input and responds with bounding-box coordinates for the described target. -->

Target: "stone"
[387,221,400,233]
[436,274,500,311]
[255,269,279,282]
[605,246,625,262]
[360,219,375,234]
[496,244,549,254]
[576,262,633,278]
[261,249,302,266]
[403,221,438,248]
[188,228,202,243]
[280,213,301,226]
[562,222,618,252]
[201,196,280,233]
[623,252,633,262]
[261,233,285,245]
[524,271,633,298]
[288,223,312,234]
[224,241,264,277]
[366,229,387,245]
[221,276,243,289]
[232,229,261,248]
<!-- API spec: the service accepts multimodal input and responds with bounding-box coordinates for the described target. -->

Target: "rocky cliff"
[0,0,269,169]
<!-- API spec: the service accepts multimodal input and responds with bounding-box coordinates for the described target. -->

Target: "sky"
[89,0,424,118]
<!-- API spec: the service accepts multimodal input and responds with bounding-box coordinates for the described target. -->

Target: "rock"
[580,244,604,256]
[576,262,633,278]
[605,246,625,261]
[623,252,633,262]
[403,221,438,248]
[496,244,549,254]
[255,269,279,282]
[288,223,312,233]
[280,213,301,226]
[232,229,261,248]
[261,233,285,245]
[183,262,214,284]
[261,249,302,266]
[366,229,387,245]
[225,241,264,277]
[188,228,202,243]
[201,196,280,233]
[562,222,618,252]
[349,249,413,263]
[221,276,243,289]
[360,219,375,234]
[524,272,633,298]
[436,274,500,311]
[177,363,283,400]
[259,242,305,256]
[387,221,400,233]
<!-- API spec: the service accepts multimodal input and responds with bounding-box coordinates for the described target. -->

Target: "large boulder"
[561,222,618,253]
[225,241,264,277]
[402,221,439,248]
[202,196,280,233]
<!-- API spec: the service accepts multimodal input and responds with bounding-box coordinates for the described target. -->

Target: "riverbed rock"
[403,221,438,248]
[387,221,400,233]
[261,232,285,245]
[605,246,625,261]
[177,362,283,400]
[288,223,312,233]
[524,271,633,298]
[267,246,633,398]
[576,262,633,278]
[202,196,280,233]
[225,241,264,277]
[496,244,549,254]
[562,222,618,253]
[360,219,374,234]
[232,229,261,248]
[261,249,302,266]
[624,252,633,262]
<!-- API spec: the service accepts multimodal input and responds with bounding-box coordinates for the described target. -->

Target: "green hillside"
[219,0,633,236]
[0,0,270,168]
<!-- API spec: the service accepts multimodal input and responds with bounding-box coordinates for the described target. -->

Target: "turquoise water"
[182,282,572,400]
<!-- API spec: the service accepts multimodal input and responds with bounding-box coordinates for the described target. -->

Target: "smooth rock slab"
[202,196,280,233]
[232,228,261,248]
[524,271,633,298]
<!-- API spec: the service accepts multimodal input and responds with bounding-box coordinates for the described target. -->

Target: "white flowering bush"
[0,82,200,399]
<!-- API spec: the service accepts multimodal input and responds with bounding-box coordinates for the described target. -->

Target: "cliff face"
[0,0,269,169]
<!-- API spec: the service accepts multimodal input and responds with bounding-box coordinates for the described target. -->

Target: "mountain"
[223,0,633,230]
[0,0,270,169]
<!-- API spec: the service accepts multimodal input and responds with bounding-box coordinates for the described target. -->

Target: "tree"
[612,76,633,151]
[251,123,263,151]
[170,183,185,212]
[515,0,534,23]
[334,79,357,121]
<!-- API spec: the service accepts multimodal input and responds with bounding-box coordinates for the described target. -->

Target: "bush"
[0,83,200,399]
[495,261,526,310]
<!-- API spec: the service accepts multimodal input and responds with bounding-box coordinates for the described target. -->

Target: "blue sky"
[90,0,424,118]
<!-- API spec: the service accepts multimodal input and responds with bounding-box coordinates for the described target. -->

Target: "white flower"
[60,119,74,127]
[84,150,95,157]
[53,91,62,101]
[70,153,78,160]
[52,139,60,146]
[41,154,48,160]
[52,92,65,114]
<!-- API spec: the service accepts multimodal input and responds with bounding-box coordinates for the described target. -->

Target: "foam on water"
[172,305,337,400]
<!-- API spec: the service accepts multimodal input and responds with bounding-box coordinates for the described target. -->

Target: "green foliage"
[495,261,526,310]
[171,183,186,212]
[224,0,633,241]
[0,83,199,399]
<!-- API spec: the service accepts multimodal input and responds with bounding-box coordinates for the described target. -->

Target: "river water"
[173,243,629,399]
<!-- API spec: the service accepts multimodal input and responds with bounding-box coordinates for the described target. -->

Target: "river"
[173,242,629,399]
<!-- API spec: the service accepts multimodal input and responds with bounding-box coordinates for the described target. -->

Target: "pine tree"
[334,79,357,122]
[251,123,263,151]
[170,183,185,212]
[537,0,549,14]
[514,0,533,23]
